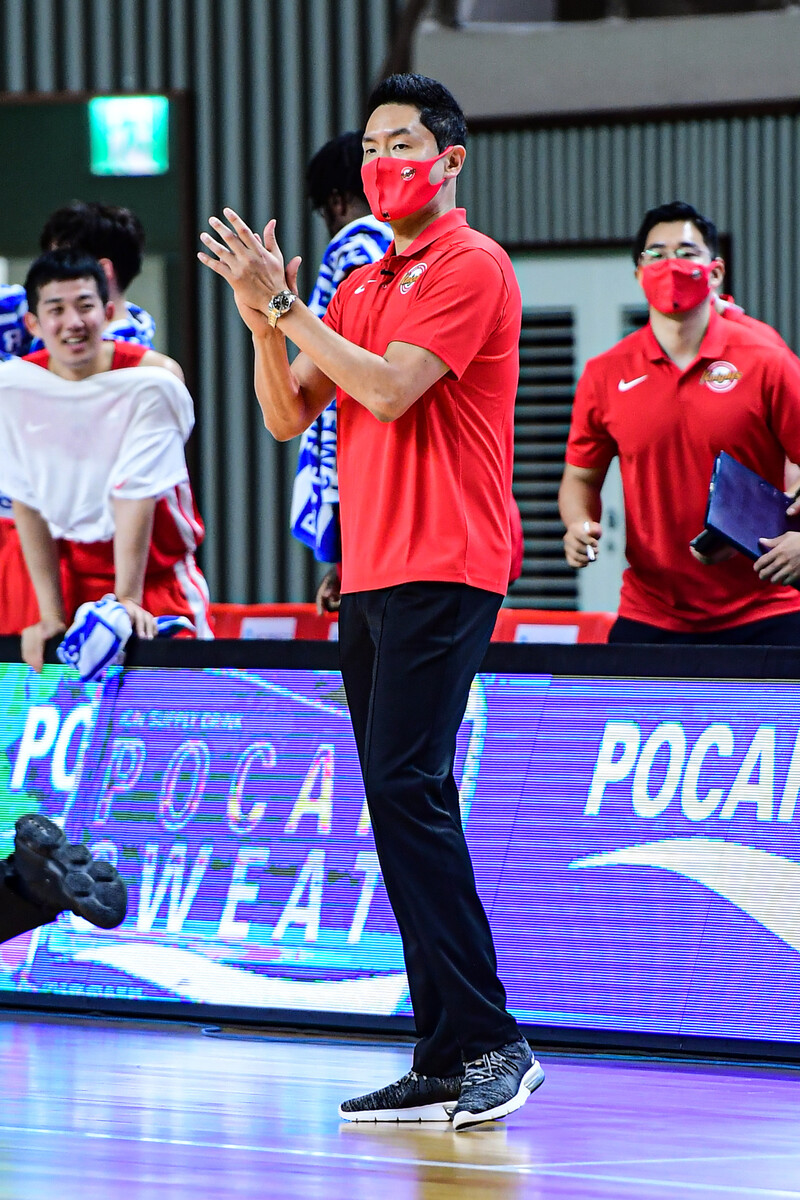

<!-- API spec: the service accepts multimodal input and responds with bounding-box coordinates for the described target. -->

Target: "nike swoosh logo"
[570,836,800,952]
[618,375,648,392]
[354,280,377,294]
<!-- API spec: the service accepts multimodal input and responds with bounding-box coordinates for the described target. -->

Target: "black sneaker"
[451,1037,544,1131]
[11,814,127,930]
[339,1069,463,1122]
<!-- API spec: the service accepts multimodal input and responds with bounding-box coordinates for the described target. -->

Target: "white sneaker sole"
[338,1101,454,1123]
[451,1060,545,1131]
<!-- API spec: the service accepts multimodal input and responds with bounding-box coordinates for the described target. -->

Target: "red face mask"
[639,257,716,314]
[361,146,453,221]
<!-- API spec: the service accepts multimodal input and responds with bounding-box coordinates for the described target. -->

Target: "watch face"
[272,291,293,313]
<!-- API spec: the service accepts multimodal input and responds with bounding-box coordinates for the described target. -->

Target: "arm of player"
[112,496,158,638]
[316,566,341,615]
[250,321,441,440]
[558,464,605,568]
[12,500,68,673]
[250,323,337,441]
[140,348,185,383]
[199,210,449,436]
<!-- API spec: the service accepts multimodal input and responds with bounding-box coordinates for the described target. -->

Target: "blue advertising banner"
[1,660,799,1044]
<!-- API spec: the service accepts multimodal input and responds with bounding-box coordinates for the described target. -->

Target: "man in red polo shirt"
[560,200,800,643]
[199,73,542,1130]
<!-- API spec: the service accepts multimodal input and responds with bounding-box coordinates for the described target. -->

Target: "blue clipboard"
[702,451,800,560]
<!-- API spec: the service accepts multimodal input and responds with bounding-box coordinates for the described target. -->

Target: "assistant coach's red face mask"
[639,257,716,314]
[361,147,454,221]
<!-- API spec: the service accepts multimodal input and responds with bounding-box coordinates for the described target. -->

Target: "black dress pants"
[609,610,800,645]
[338,581,520,1076]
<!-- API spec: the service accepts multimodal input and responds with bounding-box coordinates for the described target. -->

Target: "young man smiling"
[0,250,211,672]
[0,204,162,639]
[560,200,800,644]
[199,73,542,1130]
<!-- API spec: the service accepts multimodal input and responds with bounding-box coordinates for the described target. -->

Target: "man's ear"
[328,190,346,219]
[98,257,116,287]
[710,257,726,288]
[23,309,40,337]
[444,145,466,178]
[104,301,115,322]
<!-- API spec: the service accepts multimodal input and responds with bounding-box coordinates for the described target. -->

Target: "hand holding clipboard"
[691,451,800,586]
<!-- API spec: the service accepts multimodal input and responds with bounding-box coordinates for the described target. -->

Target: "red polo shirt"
[323,208,520,596]
[719,302,790,350]
[567,310,800,632]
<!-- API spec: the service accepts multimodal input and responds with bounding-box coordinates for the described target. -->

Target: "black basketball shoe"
[10,813,127,930]
[339,1069,463,1122]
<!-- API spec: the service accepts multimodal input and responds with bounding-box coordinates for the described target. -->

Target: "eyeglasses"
[638,246,708,266]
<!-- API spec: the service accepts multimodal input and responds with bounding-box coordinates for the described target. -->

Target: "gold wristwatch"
[266,288,298,328]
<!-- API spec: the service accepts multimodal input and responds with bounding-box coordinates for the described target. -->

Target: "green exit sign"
[89,95,169,176]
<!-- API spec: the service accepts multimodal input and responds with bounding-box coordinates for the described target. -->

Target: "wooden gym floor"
[0,1010,798,1199]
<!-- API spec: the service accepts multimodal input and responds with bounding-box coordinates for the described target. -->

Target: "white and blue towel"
[57,595,133,682]
[290,398,341,563]
[0,285,31,361]
[57,594,194,682]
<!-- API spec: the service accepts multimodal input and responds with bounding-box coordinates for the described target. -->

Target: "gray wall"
[0,0,400,603]
[460,112,800,352]
[415,9,800,119]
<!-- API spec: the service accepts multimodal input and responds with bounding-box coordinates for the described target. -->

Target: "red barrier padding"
[210,603,338,640]
[490,609,615,644]
[209,604,614,644]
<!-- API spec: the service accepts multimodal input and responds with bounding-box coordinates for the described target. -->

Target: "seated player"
[0,250,212,672]
[0,203,163,638]
[0,285,38,636]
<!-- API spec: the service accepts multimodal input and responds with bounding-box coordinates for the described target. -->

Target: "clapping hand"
[198,209,301,336]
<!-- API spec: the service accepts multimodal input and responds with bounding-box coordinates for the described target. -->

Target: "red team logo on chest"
[398,263,427,295]
[701,360,743,393]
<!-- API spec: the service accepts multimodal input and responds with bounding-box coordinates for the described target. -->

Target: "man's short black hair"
[39,201,145,291]
[366,73,467,152]
[25,249,109,314]
[632,201,719,265]
[306,131,367,212]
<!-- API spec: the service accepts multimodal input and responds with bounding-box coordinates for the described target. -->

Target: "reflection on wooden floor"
[0,1011,799,1198]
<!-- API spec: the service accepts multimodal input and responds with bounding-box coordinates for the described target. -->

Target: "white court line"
[1,1123,799,1194]
[532,1171,800,1197]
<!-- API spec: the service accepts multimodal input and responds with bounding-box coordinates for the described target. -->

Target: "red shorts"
[0,520,39,636]
[60,540,214,638]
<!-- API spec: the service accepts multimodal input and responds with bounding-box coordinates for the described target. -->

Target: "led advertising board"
[0,660,798,1044]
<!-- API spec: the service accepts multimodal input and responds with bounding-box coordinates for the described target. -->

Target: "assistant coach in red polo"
[560,199,800,645]
[199,75,543,1129]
